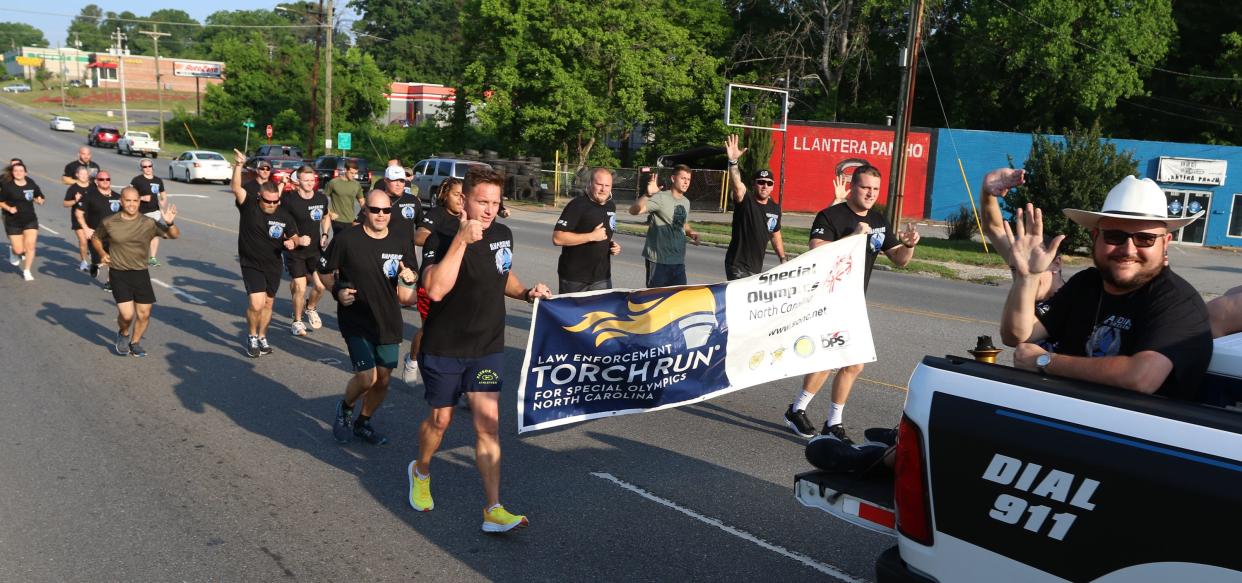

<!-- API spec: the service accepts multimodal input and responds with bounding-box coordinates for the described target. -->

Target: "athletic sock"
[356,414,371,425]
[827,402,845,427]
[340,399,353,412]
[792,390,816,412]
[414,466,429,480]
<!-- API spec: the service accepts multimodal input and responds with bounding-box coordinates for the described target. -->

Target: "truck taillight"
[894,415,933,545]
[334,169,340,177]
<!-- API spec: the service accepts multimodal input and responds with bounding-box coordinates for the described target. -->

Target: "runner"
[231,148,272,199]
[407,167,551,533]
[325,190,419,446]
[232,180,306,358]
[0,161,46,281]
[282,165,331,337]
[723,135,786,279]
[402,177,464,384]
[63,165,93,272]
[76,171,120,287]
[552,167,620,293]
[61,146,100,186]
[324,159,364,236]
[90,186,180,357]
[365,166,424,377]
[129,159,167,267]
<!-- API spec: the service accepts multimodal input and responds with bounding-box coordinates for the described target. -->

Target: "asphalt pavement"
[0,101,1074,582]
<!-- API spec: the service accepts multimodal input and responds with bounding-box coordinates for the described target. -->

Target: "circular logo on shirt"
[150,184,160,194]
[23,190,34,201]
[868,231,884,253]
[401,205,415,220]
[310,207,324,221]
[495,247,512,274]
[1168,200,1183,215]
[109,199,121,212]
[767,216,778,232]
[268,224,284,238]
[382,258,400,279]
[1188,200,1203,214]
[1087,324,1121,357]
[609,214,617,231]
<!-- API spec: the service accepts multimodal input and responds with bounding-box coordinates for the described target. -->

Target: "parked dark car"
[252,144,305,159]
[311,156,372,192]
[87,125,121,148]
[241,156,307,193]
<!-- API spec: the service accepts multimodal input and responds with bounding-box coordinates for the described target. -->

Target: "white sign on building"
[1157,156,1228,186]
[173,61,223,78]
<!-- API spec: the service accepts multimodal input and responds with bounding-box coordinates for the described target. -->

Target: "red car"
[241,156,310,193]
[87,125,120,148]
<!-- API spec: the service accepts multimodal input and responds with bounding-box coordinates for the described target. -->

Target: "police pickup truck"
[796,333,1242,582]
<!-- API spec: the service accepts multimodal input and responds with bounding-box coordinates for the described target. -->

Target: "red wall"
[767,122,935,217]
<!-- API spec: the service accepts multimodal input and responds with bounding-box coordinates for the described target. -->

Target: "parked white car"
[168,150,232,184]
[50,116,75,131]
[117,131,161,157]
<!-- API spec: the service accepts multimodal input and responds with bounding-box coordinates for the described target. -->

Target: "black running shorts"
[241,265,281,297]
[110,268,156,304]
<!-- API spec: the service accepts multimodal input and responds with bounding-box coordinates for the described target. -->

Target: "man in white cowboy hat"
[1000,175,1213,401]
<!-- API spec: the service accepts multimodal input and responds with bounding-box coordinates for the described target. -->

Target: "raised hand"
[899,221,920,248]
[1003,203,1064,277]
[983,168,1025,197]
[646,172,660,196]
[232,148,247,166]
[725,134,746,162]
[459,218,484,244]
[161,203,177,225]
[833,174,848,203]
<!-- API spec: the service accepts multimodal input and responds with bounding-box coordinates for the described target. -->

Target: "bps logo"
[821,331,850,350]
[563,287,719,349]
[109,199,121,212]
[268,223,285,238]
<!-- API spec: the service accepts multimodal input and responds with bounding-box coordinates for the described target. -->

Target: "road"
[0,102,1010,582]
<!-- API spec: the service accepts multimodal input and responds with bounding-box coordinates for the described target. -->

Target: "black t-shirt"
[242,180,265,199]
[554,195,616,283]
[419,206,462,241]
[421,222,513,357]
[725,194,782,274]
[64,183,91,226]
[235,192,298,271]
[359,193,422,248]
[281,190,330,258]
[321,226,417,345]
[1,179,44,224]
[810,203,898,290]
[130,175,166,214]
[63,159,100,180]
[1037,267,1212,401]
[78,186,119,229]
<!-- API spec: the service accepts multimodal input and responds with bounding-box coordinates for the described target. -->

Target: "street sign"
[337,132,352,151]
[265,124,273,139]
[242,119,255,129]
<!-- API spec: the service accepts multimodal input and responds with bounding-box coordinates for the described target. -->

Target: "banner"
[517,235,875,433]
[173,61,223,78]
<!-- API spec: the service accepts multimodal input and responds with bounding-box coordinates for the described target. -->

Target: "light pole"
[139,28,170,147]
[112,28,130,135]
[323,0,334,154]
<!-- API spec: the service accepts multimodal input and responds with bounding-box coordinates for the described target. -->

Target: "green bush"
[1004,122,1138,253]
[946,205,978,240]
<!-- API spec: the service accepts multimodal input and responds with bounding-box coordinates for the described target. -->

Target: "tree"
[0,22,48,49]
[1004,123,1138,253]
[462,0,727,168]
[126,10,203,59]
[348,0,467,85]
[66,5,110,52]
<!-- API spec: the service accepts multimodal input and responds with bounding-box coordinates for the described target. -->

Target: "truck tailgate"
[795,470,896,535]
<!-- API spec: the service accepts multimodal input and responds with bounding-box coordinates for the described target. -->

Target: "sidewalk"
[509,200,1242,297]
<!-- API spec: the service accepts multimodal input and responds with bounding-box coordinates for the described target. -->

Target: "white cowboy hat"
[1063,175,1202,230]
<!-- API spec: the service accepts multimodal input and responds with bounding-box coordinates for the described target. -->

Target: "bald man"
[63,147,101,186]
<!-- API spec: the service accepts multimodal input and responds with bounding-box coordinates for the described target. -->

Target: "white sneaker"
[291,320,308,337]
[8,251,18,266]
[78,260,90,272]
[305,308,322,330]
[401,353,421,385]
[21,269,33,281]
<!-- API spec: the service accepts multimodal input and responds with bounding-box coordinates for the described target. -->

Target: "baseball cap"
[753,169,773,181]
[385,166,406,181]
[256,161,272,170]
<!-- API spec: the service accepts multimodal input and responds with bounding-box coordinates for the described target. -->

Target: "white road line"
[150,278,207,305]
[589,472,868,583]
[167,194,210,198]
[39,224,59,235]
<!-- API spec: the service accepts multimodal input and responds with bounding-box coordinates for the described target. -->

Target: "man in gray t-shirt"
[628,164,700,287]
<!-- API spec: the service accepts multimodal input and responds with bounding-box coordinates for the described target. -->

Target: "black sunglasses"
[257,166,272,171]
[96,177,111,181]
[755,180,774,186]
[140,164,153,168]
[367,206,393,214]
[260,198,281,205]
[1099,229,1161,248]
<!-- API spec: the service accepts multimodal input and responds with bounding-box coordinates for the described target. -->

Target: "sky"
[0,4,360,48]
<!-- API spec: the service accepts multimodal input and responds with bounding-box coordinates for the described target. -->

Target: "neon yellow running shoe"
[482,504,529,533]
[407,461,433,512]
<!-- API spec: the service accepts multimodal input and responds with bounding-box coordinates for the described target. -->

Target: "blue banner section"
[519,286,730,432]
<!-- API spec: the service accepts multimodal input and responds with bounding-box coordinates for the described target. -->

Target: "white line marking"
[39,224,59,235]
[150,278,207,305]
[167,194,210,198]
[589,472,867,582]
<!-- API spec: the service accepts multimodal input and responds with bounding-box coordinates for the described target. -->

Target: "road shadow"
[36,301,114,348]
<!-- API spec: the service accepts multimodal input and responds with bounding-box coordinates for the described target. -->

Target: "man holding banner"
[408,167,551,533]
[784,164,920,442]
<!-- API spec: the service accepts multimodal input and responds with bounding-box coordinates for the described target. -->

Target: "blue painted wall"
[927,129,1242,247]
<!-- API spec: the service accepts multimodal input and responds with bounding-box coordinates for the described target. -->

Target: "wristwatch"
[1035,353,1053,374]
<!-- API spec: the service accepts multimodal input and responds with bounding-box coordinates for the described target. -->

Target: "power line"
[0,7,325,29]
[990,0,1240,82]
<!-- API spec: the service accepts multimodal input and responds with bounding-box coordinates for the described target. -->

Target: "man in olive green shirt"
[628,164,700,287]
[325,160,365,235]
[92,186,180,357]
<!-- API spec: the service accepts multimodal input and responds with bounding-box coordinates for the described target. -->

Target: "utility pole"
[58,43,66,110]
[323,0,334,154]
[73,34,82,85]
[885,0,926,229]
[113,28,130,135]
[139,28,170,147]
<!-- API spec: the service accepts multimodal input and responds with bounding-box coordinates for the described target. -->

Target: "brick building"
[89,53,224,93]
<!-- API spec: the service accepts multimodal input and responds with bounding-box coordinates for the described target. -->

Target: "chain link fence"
[540,166,730,212]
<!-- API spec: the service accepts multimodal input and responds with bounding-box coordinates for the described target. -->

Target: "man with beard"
[552,167,620,293]
[1001,176,1212,401]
